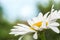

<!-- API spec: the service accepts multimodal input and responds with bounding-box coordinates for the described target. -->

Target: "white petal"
[13,26,30,32]
[17,24,30,29]
[49,22,60,27]
[51,8,54,12]
[18,36,24,40]
[32,26,39,30]
[9,31,27,36]
[51,5,54,12]
[38,12,43,17]
[44,12,49,19]
[32,17,40,23]
[48,10,60,21]
[13,26,20,29]
[27,19,34,26]
[40,22,47,29]
[49,26,59,33]
[38,12,43,20]
[17,24,35,31]
[9,24,35,36]
[58,10,60,14]
[27,17,41,26]
[33,32,38,39]
[17,24,36,32]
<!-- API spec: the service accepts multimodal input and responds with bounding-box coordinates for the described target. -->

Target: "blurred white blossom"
[9,5,60,40]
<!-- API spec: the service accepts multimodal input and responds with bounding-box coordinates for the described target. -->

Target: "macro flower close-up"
[0,0,60,40]
[9,5,60,40]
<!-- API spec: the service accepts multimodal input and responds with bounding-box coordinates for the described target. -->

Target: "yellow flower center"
[46,22,48,26]
[32,22,42,27]
[30,22,48,30]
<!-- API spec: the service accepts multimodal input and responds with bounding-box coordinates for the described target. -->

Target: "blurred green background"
[0,0,60,40]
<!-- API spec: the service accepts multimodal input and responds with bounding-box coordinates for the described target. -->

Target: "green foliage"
[37,0,53,14]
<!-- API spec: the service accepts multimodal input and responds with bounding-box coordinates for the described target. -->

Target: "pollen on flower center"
[46,22,48,26]
[32,22,42,27]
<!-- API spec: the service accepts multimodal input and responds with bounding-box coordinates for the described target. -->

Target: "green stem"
[38,31,46,40]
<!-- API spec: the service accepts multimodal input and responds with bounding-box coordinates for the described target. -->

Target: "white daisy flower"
[9,5,60,40]
[43,5,60,33]
[9,24,38,40]
[9,12,47,40]
[27,12,48,31]
[27,5,60,33]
